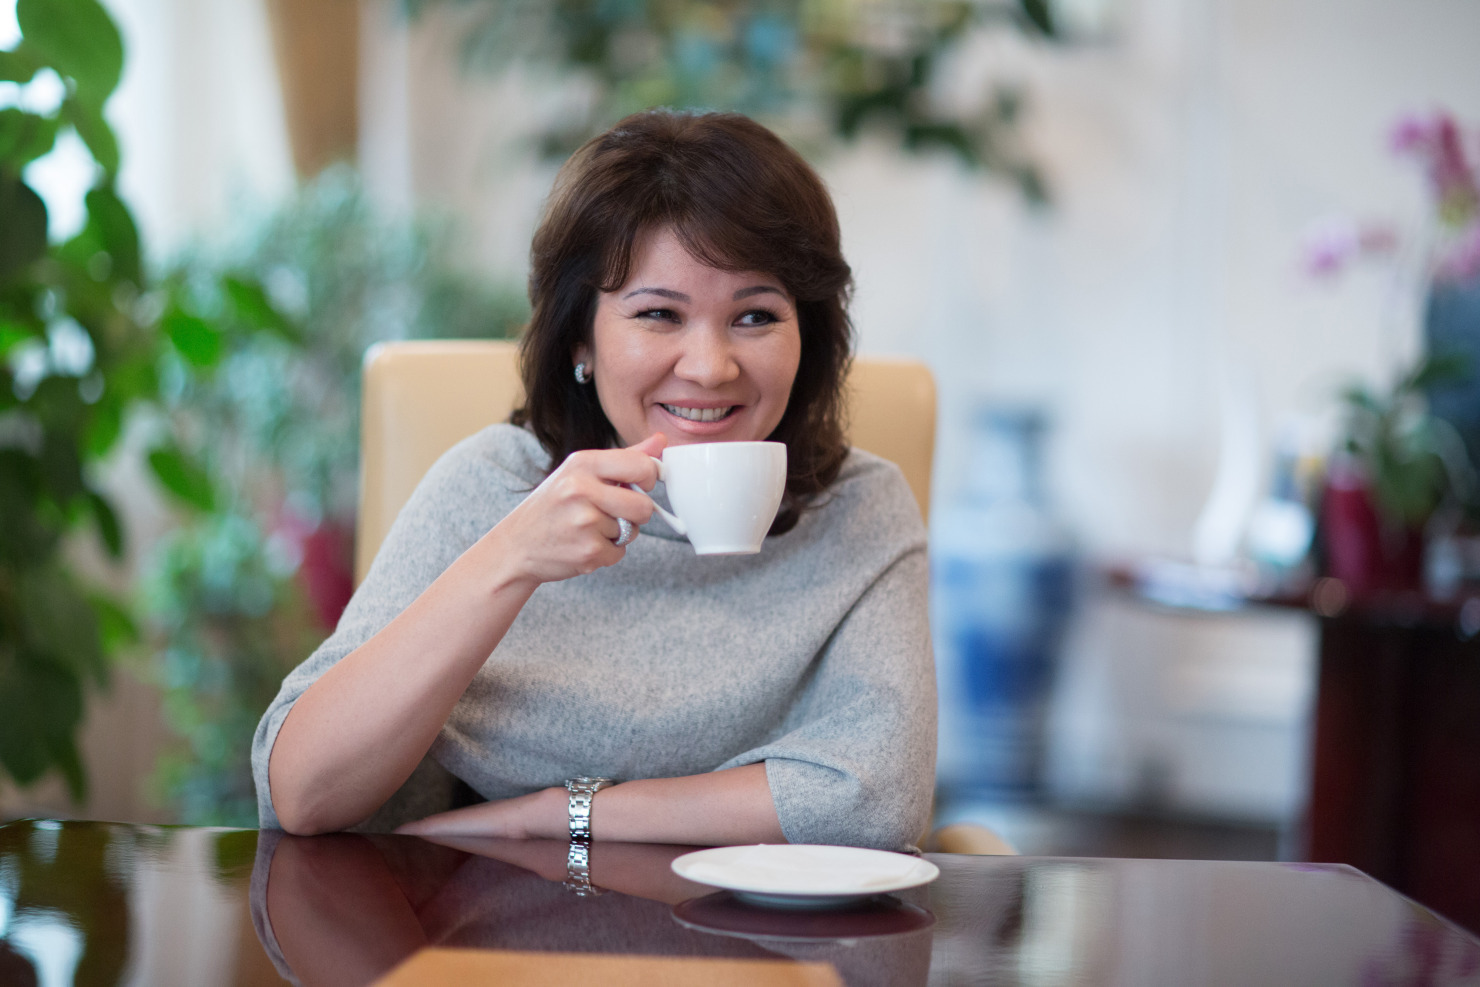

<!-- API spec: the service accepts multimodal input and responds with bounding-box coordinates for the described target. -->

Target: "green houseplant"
[1337,355,1475,530]
[1321,355,1475,595]
[0,0,287,801]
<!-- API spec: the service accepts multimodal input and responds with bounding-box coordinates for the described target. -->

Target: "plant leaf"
[88,591,139,653]
[0,321,37,357]
[0,655,81,787]
[0,108,60,165]
[83,395,124,457]
[61,97,119,174]
[0,174,49,282]
[0,44,43,84]
[0,450,59,565]
[38,430,86,507]
[1339,383,1383,414]
[30,374,87,438]
[223,275,302,343]
[0,641,91,799]
[48,732,87,802]
[16,0,124,101]
[17,568,104,682]
[1409,351,1471,391]
[1018,0,1057,36]
[147,441,216,511]
[162,308,223,368]
[82,184,141,284]
[85,488,124,558]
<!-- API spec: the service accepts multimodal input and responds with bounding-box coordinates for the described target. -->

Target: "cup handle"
[628,456,686,535]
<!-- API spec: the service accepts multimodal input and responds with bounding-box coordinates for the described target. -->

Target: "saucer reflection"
[672,891,936,943]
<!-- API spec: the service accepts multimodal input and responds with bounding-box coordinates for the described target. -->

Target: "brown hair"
[511,109,854,534]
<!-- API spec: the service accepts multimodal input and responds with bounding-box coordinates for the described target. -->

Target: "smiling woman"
[251,110,935,854]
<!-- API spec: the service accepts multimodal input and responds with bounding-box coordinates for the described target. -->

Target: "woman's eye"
[736,309,779,327]
[636,308,679,322]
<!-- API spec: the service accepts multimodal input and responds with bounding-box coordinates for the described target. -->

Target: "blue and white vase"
[932,406,1076,800]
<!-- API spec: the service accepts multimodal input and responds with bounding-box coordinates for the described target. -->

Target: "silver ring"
[613,517,635,547]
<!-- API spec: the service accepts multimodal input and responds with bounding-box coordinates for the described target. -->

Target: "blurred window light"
[0,66,64,114]
[24,129,96,243]
[0,1,16,48]
[47,317,96,378]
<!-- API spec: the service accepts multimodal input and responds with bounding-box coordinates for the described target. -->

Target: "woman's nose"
[673,325,740,388]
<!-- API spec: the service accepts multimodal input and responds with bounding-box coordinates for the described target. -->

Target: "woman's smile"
[579,226,802,448]
[660,404,736,423]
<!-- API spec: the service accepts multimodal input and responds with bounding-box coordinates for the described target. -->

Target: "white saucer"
[671,844,940,909]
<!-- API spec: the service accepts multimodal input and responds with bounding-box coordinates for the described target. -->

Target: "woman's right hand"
[487,432,667,587]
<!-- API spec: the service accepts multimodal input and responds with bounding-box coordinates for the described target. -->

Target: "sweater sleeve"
[716,544,937,852]
[250,427,532,830]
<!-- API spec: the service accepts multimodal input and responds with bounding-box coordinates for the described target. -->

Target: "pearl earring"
[574,362,590,384]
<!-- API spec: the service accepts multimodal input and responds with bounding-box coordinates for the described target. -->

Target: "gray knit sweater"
[251,424,935,849]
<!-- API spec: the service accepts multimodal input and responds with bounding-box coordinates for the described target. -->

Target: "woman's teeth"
[662,404,734,422]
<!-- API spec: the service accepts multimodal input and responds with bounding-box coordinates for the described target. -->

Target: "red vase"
[1320,461,1424,597]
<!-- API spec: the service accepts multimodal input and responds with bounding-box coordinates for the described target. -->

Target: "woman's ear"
[572,343,591,370]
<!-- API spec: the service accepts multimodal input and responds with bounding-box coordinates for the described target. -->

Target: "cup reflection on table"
[251,831,933,987]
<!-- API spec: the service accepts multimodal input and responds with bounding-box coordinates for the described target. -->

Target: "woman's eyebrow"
[622,287,689,301]
[733,285,787,301]
[621,285,787,302]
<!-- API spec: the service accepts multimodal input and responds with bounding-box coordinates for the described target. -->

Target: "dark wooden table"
[2,820,1478,985]
[1109,565,1480,936]
[1305,604,1480,939]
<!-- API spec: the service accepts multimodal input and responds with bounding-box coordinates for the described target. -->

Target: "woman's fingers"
[492,433,672,584]
[587,481,656,525]
[567,432,668,486]
[566,448,658,488]
[543,469,651,528]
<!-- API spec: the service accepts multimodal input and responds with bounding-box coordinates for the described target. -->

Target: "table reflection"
[926,854,1480,985]
[4,820,1480,986]
[251,831,935,987]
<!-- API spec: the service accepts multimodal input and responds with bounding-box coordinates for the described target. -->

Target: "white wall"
[107,0,294,262]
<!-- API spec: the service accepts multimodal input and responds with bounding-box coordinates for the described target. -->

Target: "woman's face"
[577,227,802,448]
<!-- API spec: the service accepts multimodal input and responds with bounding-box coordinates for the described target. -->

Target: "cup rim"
[662,440,786,458]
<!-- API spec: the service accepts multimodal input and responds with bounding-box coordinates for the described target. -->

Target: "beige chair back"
[356,339,935,585]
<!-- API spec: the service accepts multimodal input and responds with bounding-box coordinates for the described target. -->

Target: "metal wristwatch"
[564,777,615,896]
[564,777,615,841]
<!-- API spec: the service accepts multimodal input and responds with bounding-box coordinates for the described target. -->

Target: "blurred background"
[2,0,1479,901]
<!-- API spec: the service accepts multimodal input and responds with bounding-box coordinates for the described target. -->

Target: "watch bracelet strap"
[564,839,605,896]
[565,777,615,841]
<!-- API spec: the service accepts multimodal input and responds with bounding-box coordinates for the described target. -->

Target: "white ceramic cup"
[631,441,787,555]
